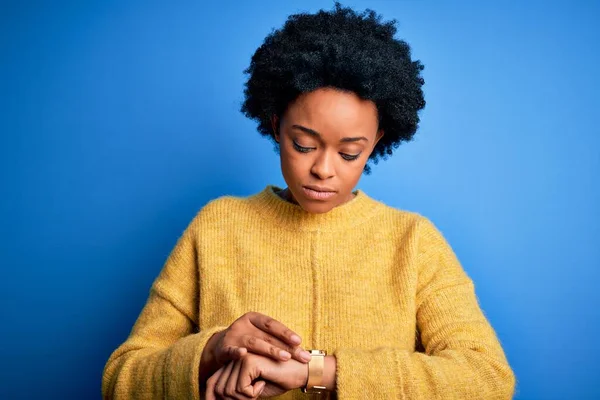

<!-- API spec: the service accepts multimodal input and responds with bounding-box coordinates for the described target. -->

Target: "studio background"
[1,1,598,399]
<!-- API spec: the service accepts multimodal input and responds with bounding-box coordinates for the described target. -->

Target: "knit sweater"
[102,185,516,399]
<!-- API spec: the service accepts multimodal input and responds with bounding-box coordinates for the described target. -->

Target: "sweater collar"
[249,185,381,232]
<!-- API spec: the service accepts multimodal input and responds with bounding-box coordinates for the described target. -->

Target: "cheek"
[339,159,366,179]
[335,162,366,192]
[344,169,364,188]
[279,147,306,178]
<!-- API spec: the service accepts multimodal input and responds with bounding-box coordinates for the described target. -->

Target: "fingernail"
[290,334,301,344]
[279,350,291,359]
[300,350,312,362]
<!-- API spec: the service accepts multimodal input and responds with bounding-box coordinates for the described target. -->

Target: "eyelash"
[292,140,361,161]
[292,140,313,153]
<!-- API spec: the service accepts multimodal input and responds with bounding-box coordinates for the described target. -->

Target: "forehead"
[283,87,379,137]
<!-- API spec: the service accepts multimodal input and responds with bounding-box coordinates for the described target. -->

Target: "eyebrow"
[291,124,369,143]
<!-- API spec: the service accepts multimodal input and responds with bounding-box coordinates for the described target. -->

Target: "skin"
[205,87,384,398]
[199,312,312,386]
[272,87,383,214]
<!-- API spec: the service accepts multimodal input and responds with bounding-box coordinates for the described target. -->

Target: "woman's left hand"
[205,353,308,399]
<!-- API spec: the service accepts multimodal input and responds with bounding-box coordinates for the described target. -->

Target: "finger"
[237,356,262,397]
[215,362,234,398]
[248,313,302,346]
[261,334,311,363]
[241,335,294,362]
[290,346,312,363]
[253,380,266,398]
[205,367,224,400]
[225,361,252,400]
[218,346,247,364]
[239,379,265,399]
[224,360,241,399]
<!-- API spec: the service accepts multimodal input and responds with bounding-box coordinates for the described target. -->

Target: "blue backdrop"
[1,1,598,399]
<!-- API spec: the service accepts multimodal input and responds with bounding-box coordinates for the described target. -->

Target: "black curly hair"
[241,2,425,172]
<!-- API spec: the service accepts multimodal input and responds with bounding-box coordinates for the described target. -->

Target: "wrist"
[206,330,223,363]
[299,358,309,389]
[199,330,223,385]
[322,355,336,391]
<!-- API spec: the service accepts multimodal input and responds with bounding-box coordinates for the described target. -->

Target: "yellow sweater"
[102,185,515,399]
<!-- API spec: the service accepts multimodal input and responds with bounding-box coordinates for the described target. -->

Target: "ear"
[271,115,280,143]
[366,129,384,161]
[374,129,384,146]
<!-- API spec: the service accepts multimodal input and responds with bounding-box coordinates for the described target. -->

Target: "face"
[272,87,383,214]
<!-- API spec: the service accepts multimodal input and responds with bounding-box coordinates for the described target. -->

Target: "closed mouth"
[304,185,336,193]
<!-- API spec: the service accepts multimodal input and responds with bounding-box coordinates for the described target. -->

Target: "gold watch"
[301,349,327,394]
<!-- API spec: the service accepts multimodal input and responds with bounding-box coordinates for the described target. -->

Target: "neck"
[276,187,357,208]
[250,185,379,232]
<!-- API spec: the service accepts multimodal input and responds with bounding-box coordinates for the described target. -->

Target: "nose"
[310,151,335,180]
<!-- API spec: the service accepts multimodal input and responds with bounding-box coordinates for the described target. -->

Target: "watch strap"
[301,349,327,394]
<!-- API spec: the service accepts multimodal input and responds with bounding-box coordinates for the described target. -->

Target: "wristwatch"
[301,349,327,394]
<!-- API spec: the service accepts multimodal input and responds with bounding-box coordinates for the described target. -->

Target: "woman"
[102,3,516,399]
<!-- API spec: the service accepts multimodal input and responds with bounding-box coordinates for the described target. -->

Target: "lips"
[302,185,336,200]
[304,185,336,192]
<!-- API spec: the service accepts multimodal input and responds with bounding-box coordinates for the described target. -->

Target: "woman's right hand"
[212,312,311,365]
[200,311,311,384]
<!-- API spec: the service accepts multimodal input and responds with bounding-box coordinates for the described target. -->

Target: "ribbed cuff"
[333,347,405,400]
[164,326,227,400]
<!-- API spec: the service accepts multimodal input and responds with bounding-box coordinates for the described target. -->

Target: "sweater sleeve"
[333,217,516,400]
[101,215,228,400]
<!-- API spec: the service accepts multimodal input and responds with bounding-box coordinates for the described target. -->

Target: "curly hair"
[241,2,425,171]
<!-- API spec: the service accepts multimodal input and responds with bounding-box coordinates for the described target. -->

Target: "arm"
[102,214,309,399]
[332,217,516,399]
[101,215,228,399]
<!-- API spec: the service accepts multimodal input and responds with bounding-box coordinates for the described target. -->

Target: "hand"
[210,312,311,366]
[206,353,308,400]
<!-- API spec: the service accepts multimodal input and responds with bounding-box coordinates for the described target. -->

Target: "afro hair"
[241,2,426,171]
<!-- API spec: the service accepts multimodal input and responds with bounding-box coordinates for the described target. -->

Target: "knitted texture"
[102,185,515,399]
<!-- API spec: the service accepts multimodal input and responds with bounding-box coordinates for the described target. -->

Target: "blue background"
[1,1,598,399]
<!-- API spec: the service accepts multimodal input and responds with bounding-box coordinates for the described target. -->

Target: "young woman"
[103,4,515,399]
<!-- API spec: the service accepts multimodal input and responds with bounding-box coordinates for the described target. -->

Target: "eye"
[340,152,361,161]
[292,140,315,153]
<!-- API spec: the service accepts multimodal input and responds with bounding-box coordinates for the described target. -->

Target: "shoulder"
[187,192,260,231]
[365,195,448,242]
[366,195,429,228]
[368,199,460,265]
[198,194,246,216]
